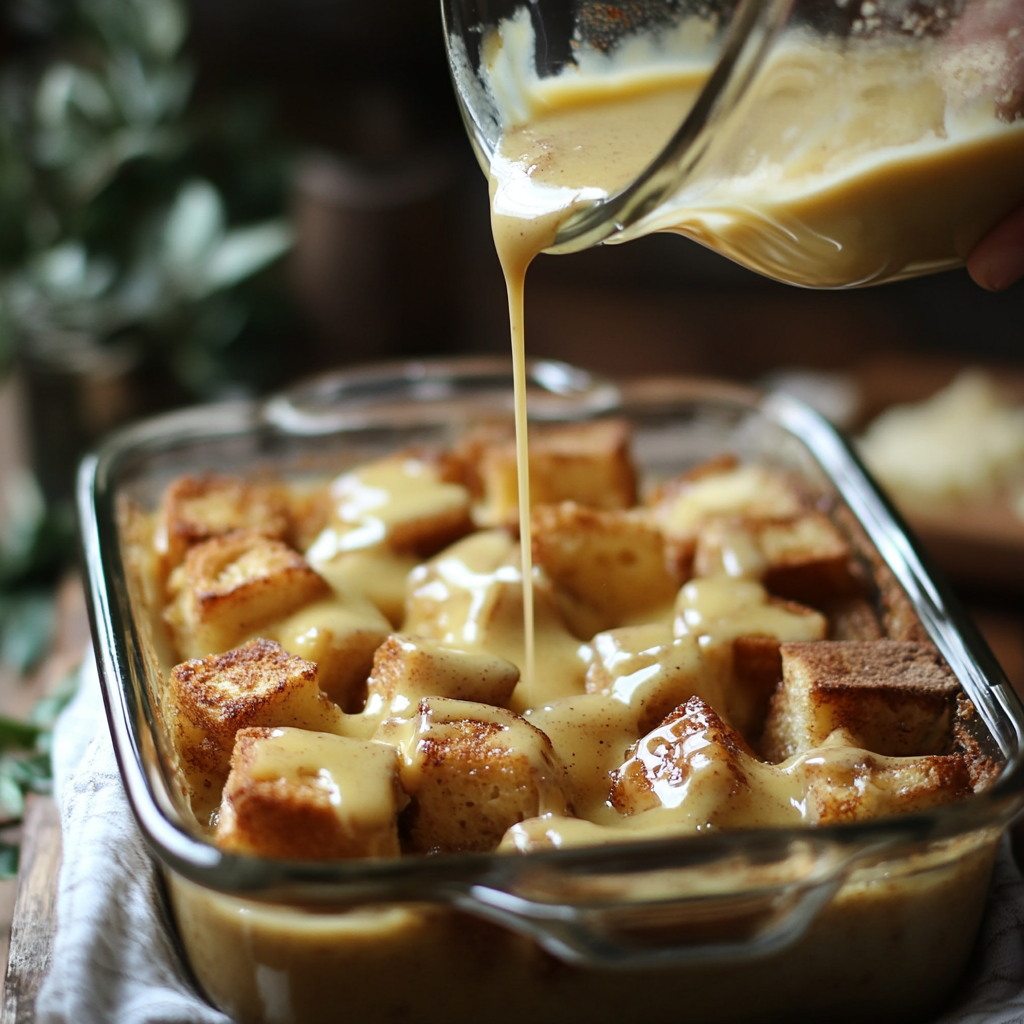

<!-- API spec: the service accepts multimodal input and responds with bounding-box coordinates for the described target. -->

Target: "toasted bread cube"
[377,696,568,854]
[876,563,931,642]
[266,595,391,712]
[324,455,473,558]
[694,513,856,605]
[763,641,959,762]
[531,503,680,637]
[308,545,420,628]
[364,636,519,720]
[757,514,856,603]
[823,596,884,641]
[951,694,1001,792]
[467,419,637,527]
[404,530,587,711]
[609,697,801,829]
[799,737,972,824]
[165,530,329,660]
[673,578,827,738]
[674,578,827,647]
[216,727,406,859]
[154,474,291,579]
[651,462,806,575]
[169,639,344,810]
[286,484,334,553]
[691,520,768,580]
[583,625,727,733]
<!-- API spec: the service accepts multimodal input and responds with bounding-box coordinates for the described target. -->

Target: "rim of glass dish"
[78,358,1024,966]
[441,0,795,254]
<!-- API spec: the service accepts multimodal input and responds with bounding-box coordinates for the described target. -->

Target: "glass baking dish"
[77,357,1024,1024]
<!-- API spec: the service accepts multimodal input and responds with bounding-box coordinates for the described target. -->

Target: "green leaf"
[203,220,292,296]
[0,468,46,581]
[162,179,224,283]
[35,64,113,131]
[5,752,54,793]
[0,843,19,880]
[0,771,25,820]
[0,716,42,752]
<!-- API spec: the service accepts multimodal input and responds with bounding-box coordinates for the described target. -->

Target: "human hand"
[968,206,1024,291]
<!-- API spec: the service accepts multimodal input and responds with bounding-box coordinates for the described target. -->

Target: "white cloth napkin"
[33,656,1024,1024]
[35,657,230,1024]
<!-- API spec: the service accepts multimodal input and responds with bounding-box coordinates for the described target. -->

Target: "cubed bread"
[377,696,568,854]
[694,513,857,605]
[458,419,637,527]
[286,484,334,552]
[325,455,474,558]
[609,696,800,829]
[165,530,330,660]
[583,625,726,733]
[216,726,407,859]
[822,596,884,641]
[762,640,959,762]
[673,578,827,737]
[674,578,828,646]
[266,595,391,712]
[651,461,806,575]
[169,639,344,809]
[363,636,520,720]
[154,474,291,581]
[801,739,972,824]
[307,545,420,628]
[531,502,680,637]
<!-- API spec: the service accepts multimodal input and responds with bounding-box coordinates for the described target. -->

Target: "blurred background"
[0,0,1022,971]
[1,0,1023,496]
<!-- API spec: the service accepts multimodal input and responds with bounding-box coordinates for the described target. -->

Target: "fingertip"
[968,206,1024,292]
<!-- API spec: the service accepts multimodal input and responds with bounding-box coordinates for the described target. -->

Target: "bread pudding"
[123,421,992,859]
[95,378,1019,1024]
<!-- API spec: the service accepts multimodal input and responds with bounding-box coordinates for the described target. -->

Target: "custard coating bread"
[165,530,330,660]
[376,697,568,854]
[446,418,637,527]
[216,727,407,859]
[531,502,681,637]
[141,435,989,862]
[169,639,344,809]
[154,474,291,583]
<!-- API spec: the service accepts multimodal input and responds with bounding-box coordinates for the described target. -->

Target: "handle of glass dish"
[447,870,847,968]
[262,356,621,435]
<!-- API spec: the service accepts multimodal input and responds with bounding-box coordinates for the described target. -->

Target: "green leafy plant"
[0,468,75,676]
[0,665,78,878]
[0,0,295,396]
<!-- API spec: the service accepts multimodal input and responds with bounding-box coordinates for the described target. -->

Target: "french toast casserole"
[82,365,1024,1024]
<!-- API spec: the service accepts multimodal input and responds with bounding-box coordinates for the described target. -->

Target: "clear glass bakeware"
[78,356,1024,971]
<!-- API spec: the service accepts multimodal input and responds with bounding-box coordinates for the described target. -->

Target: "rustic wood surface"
[0,798,60,1024]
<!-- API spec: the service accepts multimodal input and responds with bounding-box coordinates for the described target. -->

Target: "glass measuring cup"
[443,0,1024,287]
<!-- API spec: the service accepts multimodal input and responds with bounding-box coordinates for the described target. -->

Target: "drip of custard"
[490,73,707,693]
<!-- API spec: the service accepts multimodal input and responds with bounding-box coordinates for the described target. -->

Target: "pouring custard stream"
[490,73,705,693]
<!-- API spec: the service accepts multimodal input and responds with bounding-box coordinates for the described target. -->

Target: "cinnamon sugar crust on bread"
[763,640,958,762]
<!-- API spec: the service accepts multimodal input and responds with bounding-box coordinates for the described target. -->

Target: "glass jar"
[443,0,1024,287]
